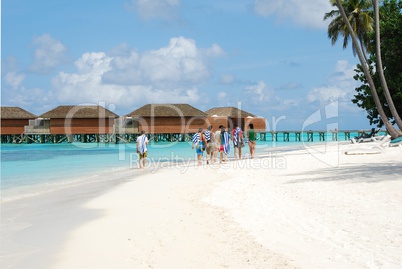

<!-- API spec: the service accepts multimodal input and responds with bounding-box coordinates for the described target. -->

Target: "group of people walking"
[192,123,257,166]
[135,124,257,168]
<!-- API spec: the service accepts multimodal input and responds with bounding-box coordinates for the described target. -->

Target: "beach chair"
[350,128,382,144]
[344,135,391,155]
[390,136,402,147]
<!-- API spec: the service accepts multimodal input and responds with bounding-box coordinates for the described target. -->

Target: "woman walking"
[192,128,207,166]
[247,123,256,158]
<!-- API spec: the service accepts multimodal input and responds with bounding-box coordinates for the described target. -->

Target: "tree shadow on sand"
[284,162,402,184]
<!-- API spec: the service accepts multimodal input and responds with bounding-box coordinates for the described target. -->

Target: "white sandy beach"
[1,142,402,269]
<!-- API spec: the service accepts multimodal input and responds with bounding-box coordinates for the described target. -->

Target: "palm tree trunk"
[336,0,400,138]
[372,0,402,130]
[360,40,369,65]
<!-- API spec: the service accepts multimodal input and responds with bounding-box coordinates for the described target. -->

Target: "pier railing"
[1,129,387,144]
[257,130,386,142]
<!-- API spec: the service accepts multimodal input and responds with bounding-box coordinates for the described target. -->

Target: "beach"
[1,142,402,269]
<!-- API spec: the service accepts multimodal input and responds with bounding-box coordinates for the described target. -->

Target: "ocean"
[0,131,373,202]
[1,141,195,201]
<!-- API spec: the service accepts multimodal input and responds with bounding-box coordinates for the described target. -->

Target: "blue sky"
[2,0,372,130]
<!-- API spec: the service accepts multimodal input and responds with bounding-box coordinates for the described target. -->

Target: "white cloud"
[29,34,67,74]
[51,37,221,112]
[282,98,301,107]
[1,58,52,111]
[240,60,358,121]
[4,72,25,89]
[306,60,359,111]
[52,52,114,105]
[278,82,301,91]
[140,36,223,83]
[109,44,140,69]
[217,91,227,99]
[2,71,51,110]
[75,52,112,74]
[203,43,225,57]
[329,60,357,87]
[307,86,347,103]
[253,0,332,29]
[148,87,200,104]
[245,80,271,102]
[127,0,180,21]
[102,44,142,85]
[52,52,133,105]
[220,74,235,84]
[2,56,19,74]
[9,87,50,108]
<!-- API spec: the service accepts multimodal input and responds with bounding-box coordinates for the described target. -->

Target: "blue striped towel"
[223,132,230,154]
[204,130,211,141]
[233,128,239,146]
[192,133,200,144]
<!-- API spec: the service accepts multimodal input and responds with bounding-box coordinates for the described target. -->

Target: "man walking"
[136,130,149,168]
[204,125,215,164]
[231,124,244,160]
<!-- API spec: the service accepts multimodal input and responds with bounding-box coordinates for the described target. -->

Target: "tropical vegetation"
[324,0,402,138]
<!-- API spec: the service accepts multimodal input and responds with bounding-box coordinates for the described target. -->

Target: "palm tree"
[324,0,373,62]
[372,0,402,130]
[334,0,400,138]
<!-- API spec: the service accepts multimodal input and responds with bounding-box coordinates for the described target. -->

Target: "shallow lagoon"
[1,131,374,201]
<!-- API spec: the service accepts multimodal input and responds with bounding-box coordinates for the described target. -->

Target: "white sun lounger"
[344,135,391,155]
[390,136,402,147]
[350,135,385,144]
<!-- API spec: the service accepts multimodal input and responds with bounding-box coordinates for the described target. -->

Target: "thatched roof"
[126,104,207,117]
[40,105,119,119]
[204,107,256,118]
[0,107,37,119]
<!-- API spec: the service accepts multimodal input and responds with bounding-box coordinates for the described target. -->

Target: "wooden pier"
[2,105,386,145]
[1,130,385,144]
[256,130,377,142]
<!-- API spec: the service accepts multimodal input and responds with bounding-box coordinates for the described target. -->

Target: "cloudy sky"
[2,0,371,130]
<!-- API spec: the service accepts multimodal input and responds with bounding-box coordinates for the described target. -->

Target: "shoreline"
[1,141,309,203]
[1,143,401,268]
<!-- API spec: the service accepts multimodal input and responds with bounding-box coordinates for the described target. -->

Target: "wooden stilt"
[319,132,325,141]
[283,132,289,142]
[295,132,301,141]
[307,132,314,142]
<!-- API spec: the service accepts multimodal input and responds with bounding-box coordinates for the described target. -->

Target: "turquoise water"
[1,141,196,201]
[0,131,380,201]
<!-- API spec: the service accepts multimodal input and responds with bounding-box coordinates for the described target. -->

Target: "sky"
[1,0,373,131]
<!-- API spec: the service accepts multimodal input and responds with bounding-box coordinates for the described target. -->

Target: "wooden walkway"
[258,131,352,142]
[1,130,383,144]
[0,133,193,144]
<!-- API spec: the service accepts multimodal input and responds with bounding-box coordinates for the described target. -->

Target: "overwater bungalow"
[204,107,266,132]
[125,104,207,141]
[28,105,119,143]
[1,107,37,143]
